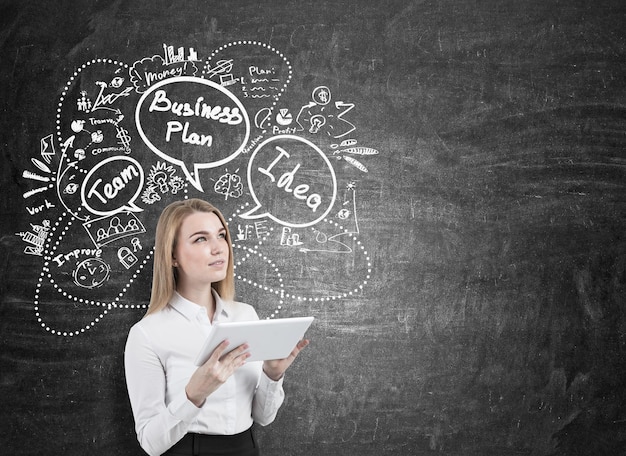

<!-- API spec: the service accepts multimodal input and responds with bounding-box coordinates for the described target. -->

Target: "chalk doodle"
[81,155,144,216]
[83,212,146,249]
[240,135,337,228]
[333,140,379,174]
[73,257,110,289]
[296,86,356,138]
[130,44,199,93]
[22,137,57,200]
[117,246,139,270]
[231,204,371,308]
[17,41,376,337]
[16,220,51,256]
[298,181,362,254]
[213,169,244,200]
[135,75,250,192]
[142,161,186,205]
[40,134,56,164]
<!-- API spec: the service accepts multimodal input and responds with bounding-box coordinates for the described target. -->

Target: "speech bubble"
[241,135,337,228]
[129,55,198,93]
[135,76,250,192]
[81,155,144,216]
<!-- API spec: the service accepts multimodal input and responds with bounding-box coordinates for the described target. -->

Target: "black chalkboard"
[2,0,626,455]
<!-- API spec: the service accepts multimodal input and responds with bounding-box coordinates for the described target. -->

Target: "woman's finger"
[205,339,231,365]
[221,343,249,361]
[287,339,310,359]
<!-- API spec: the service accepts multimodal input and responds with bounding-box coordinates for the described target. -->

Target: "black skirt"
[163,427,259,456]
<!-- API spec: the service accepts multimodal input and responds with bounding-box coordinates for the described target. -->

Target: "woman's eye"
[195,236,207,243]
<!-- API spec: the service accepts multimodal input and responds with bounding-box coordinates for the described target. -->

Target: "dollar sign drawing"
[116,127,131,151]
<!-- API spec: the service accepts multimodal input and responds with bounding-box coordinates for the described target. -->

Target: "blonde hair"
[144,198,235,316]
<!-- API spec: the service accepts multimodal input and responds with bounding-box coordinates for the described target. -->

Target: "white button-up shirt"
[124,291,285,456]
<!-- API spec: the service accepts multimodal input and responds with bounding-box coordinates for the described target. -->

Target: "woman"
[124,198,308,456]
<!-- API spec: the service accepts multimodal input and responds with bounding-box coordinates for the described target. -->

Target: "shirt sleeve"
[124,324,202,456]
[251,370,286,426]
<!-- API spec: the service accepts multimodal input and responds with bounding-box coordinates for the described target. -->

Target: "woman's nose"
[209,238,223,253]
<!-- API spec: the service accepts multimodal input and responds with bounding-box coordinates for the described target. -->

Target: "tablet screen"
[194,316,314,365]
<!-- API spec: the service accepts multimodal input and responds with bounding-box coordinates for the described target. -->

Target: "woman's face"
[172,211,229,290]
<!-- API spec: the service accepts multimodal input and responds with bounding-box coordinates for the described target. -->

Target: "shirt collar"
[170,289,231,321]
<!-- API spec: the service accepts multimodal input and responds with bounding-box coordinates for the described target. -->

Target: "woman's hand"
[263,339,310,381]
[185,340,250,407]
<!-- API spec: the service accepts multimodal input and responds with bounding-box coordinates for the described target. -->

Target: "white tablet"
[194,316,314,365]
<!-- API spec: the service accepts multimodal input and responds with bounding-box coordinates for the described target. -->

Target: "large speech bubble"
[135,76,250,192]
[81,156,144,216]
[240,135,337,228]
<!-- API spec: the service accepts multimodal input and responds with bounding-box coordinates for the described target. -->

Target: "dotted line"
[227,206,283,318]
[228,203,372,310]
[233,241,285,319]
[298,218,372,302]
[34,196,370,335]
[35,209,150,337]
